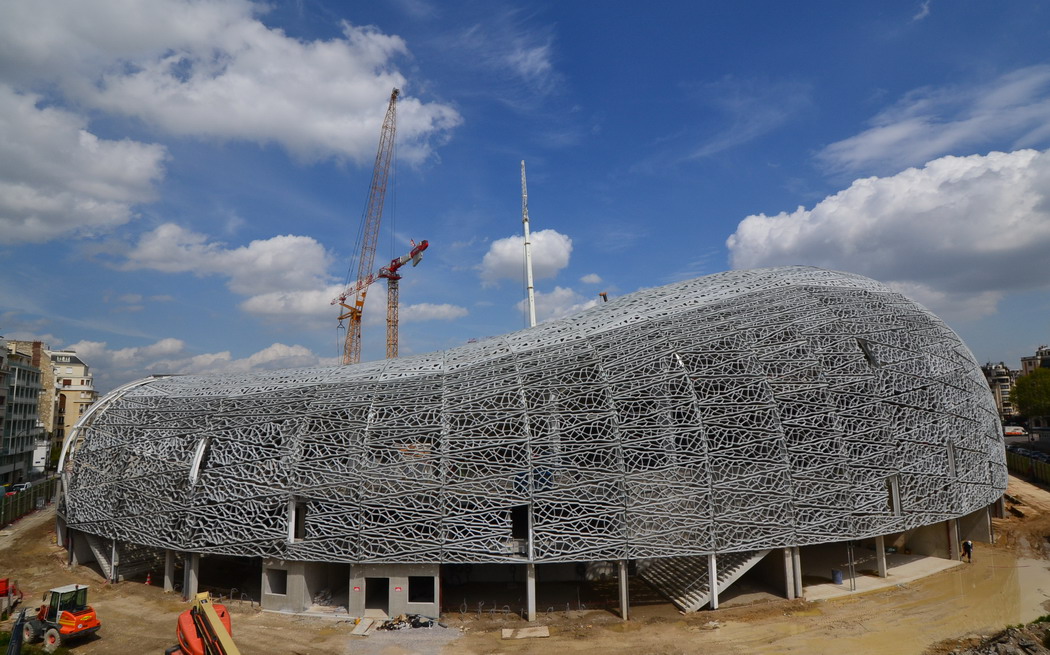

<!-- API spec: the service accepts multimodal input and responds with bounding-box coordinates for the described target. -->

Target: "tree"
[1011,368,1050,419]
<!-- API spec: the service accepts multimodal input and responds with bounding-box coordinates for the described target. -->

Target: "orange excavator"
[164,592,239,655]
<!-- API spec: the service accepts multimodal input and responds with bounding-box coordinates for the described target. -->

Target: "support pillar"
[791,546,802,599]
[68,531,77,567]
[707,553,718,610]
[183,552,199,601]
[875,535,888,578]
[948,519,960,560]
[618,560,629,621]
[164,550,175,592]
[110,540,119,583]
[525,562,536,622]
[55,515,67,548]
[782,548,794,599]
[986,504,995,544]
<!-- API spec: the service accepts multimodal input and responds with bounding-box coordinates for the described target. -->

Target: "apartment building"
[1,344,44,485]
[51,350,98,444]
[982,362,1019,422]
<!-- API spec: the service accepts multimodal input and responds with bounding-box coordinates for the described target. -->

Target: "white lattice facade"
[59,267,1005,565]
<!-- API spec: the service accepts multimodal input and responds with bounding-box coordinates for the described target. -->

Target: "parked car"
[4,482,31,496]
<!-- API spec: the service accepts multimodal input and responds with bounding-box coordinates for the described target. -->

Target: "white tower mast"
[521,160,537,328]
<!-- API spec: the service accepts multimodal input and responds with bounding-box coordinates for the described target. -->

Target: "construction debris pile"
[945,624,1050,655]
[376,614,441,630]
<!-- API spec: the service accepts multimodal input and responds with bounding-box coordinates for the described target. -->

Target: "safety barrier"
[0,478,58,530]
[1005,451,1050,485]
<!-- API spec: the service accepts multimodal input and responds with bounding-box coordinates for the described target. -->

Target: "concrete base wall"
[260,559,310,613]
[349,563,439,619]
[958,506,993,544]
[904,521,951,559]
[68,529,94,568]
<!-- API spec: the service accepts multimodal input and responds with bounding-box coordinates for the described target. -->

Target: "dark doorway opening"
[365,577,389,615]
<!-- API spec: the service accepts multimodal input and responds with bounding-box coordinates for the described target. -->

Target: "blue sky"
[2,0,1050,392]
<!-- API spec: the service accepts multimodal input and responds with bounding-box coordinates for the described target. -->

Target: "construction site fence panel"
[1005,452,1050,485]
[0,477,59,530]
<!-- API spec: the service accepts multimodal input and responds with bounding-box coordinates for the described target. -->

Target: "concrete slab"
[502,626,550,639]
[804,553,962,601]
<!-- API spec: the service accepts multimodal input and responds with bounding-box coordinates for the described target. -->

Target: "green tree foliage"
[1011,368,1050,418]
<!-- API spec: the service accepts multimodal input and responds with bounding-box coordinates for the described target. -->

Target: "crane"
[332,239,429,360]
[332,88,399,365]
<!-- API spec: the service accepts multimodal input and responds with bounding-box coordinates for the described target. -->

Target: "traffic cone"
[145,572,152,586]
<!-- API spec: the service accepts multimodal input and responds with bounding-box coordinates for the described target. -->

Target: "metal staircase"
[637,549,771,612]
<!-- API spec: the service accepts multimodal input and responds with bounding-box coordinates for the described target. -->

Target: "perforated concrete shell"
[60,266,1006,563]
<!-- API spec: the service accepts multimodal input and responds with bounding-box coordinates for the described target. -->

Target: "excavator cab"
[23,584,100,652]
[42,585,88,621]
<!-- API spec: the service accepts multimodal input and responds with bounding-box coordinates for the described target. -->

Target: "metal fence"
[1005,452,1050,484]
[0,477,58,529]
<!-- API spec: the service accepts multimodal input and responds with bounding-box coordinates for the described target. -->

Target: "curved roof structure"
[60,267,1005,564]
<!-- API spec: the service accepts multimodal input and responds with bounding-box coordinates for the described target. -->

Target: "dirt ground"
[3,476,1050,655]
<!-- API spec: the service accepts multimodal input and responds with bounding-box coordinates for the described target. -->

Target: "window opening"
[947,442,957,478]
[289,500,308,541]
[408,576,435,604]
[265,568,288,595]
[511,504,530,540]
[188,437,212,485]
[886,474,901,516]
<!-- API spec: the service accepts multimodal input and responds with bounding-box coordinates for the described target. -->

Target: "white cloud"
[912,1,932,21]
[0,85,167,244]
[686,76,812,159]
[399,302,469,323]
[240,285,346,319]
[239,282,468,326]
[727,149,1050,320]
[516,286,599,323]
[479,228,572,287]
[119,223,332,296]
[65,338,330,392]
[441,10,561,108]
[819,66,1050,174]
[580,273,603,284]
[0,0,461,165]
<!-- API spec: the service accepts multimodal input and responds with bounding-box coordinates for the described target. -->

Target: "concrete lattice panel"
[60,267,1006,563]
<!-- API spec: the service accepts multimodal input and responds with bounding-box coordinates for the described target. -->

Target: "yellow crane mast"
[333,88,399,365]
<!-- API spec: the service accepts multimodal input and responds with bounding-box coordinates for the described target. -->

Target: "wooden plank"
[351,618,374,636]
[501,626,550,639]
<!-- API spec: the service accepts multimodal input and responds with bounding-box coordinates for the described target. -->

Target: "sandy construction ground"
[4,476,1050,655]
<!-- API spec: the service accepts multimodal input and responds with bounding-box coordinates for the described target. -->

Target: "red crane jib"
[332,240,429,304]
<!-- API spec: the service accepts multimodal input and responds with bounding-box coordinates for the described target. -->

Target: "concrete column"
[783,548,795,599]
[791,547,802,600]
[875,535,888,578]
[986,505,995,544]
[164,550,175,592]
[110,540,119,583]
[948,519,960,560]
[55,515,67,548]
[68,531,77,567]
[525,562,536,621]
[183,552,200,601]
[707,553,718,610]
[618,560,629,621]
